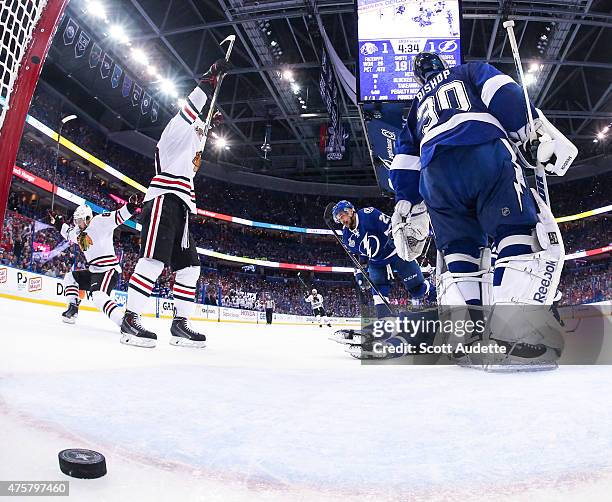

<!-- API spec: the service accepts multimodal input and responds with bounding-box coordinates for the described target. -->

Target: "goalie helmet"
[413,52,448,86]
[312,288,317,295]
[73,204,93,227]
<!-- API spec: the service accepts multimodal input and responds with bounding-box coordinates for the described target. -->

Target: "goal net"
[0,0,68,237]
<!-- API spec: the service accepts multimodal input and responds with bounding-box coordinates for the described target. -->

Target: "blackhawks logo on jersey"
[192,151,202,172]
[77,231,93,251]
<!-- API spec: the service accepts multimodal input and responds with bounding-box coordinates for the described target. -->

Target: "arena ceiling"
[41,0,612,186]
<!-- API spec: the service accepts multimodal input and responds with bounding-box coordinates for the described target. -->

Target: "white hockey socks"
[173,266,199,318]
[63,272,80,304]
[127,258,164,314]
[92,291,123,327]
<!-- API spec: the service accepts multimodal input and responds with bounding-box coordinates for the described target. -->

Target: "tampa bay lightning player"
[332,200,433,319]
[388,52,578,365]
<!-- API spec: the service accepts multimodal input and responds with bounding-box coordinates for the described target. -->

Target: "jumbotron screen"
[357,0,462,102]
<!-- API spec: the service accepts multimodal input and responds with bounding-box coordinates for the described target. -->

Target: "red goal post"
[0,0,69,238]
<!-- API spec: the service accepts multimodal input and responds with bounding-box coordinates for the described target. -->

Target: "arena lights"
[536,23,555,54]
[81,0,179,100]
[85,0,107,20]
[130,47,148,65]
[215,137,230,150]
[159,78,178,98]
[528,62,543,72]
[524,73,537,86]
[291,82,300,94]
[109,24,129,44]
[282,70,293,81]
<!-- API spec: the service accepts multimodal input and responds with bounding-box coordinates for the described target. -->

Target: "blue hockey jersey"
[389,61,536,203]
[342,207,397,265]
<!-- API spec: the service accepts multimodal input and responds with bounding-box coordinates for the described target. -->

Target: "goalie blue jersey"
[390,61,536,203]
[342,207,397,265]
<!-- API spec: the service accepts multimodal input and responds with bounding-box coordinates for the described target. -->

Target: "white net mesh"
[0,0,49,131]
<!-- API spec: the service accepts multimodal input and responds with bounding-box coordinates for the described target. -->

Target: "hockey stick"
[198,34,236,154]
[296,272,310,292]
[503,20,550,206]
[323,203,395,313]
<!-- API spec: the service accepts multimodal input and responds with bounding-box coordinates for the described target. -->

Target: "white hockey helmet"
[73,204,93,228]
[312,288,317,295]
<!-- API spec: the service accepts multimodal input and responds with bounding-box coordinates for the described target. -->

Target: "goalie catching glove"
[513,110,578,177]
[391,200,430,262]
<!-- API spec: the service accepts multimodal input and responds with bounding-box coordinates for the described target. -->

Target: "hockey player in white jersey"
[305,289,331,328]
[120,59,229,349]
[389,52,578,367]
[49,198,138,326]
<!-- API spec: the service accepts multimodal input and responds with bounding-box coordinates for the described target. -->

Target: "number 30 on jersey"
[417,81,471,135]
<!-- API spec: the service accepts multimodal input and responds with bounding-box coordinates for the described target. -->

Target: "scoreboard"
[357,0,462,102]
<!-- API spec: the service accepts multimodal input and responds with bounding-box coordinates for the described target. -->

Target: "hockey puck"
[58,449,107,479]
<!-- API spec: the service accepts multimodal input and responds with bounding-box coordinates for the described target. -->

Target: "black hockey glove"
[127,194,142,214]
[200,59,231,94]
[48,211,65,232]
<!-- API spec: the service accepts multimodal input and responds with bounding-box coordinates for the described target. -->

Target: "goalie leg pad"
[437,246,493,307]
[490,211,565,366]
[493,200,564,306]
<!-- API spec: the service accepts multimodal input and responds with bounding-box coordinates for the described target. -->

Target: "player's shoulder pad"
[363,207,374,214]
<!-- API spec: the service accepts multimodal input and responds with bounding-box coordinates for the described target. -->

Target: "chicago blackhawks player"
[49,197,138,326]
[305,288,331,327]
[120,59,229,348]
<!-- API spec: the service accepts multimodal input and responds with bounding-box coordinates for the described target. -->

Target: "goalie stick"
[323,203,395,313]
[198,34,236,155]
[503,20,550,206]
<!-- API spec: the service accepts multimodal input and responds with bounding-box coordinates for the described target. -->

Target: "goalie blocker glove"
[391,200,430,262]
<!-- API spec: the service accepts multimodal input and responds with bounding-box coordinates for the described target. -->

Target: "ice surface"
[1,297,612,501]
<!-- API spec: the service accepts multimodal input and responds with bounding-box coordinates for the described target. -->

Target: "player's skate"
[169,317,206,348]
[61,301,80,324]
[485,305,564,372]
[120,310,157,348]
[329,328,358,344]
[345,333,400,360]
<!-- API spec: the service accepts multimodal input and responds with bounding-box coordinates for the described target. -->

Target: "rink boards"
[0,266,360,326]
